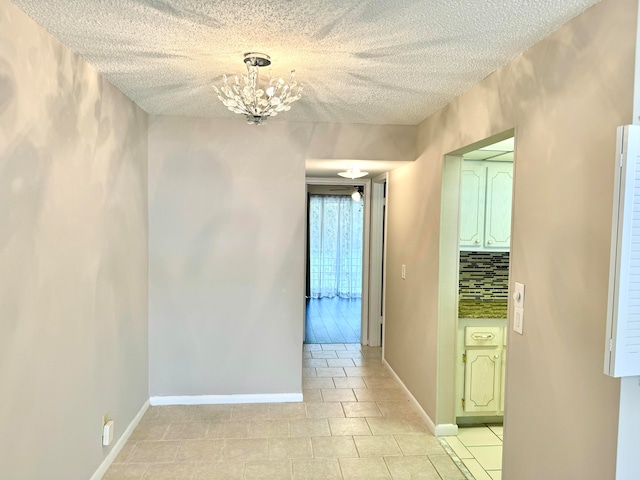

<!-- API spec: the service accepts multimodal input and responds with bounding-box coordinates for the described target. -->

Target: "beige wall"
[7,0,632,475]
[148,116,414,397]
[384,0,636,478]
[0,1,149,479]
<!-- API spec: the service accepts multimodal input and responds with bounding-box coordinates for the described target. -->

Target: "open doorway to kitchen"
[436,130,515,480]
[304,181,368,344]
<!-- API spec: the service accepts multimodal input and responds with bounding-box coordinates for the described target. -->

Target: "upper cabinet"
[460,161,513,251]
[460,163,486,248]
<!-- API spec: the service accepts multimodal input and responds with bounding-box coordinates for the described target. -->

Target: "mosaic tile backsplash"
[459,251,510,301]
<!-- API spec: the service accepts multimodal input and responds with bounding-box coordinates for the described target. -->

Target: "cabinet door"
[460,163,487,248]
[484,163,513,248]
[500,346,506,414]
[464,349,502,413]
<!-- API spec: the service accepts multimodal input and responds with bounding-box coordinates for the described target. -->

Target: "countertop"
[458,300,508,319]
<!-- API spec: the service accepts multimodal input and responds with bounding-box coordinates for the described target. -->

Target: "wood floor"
[304,298,361,344]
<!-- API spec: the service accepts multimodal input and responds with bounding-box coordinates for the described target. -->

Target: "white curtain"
[309,194,363,299]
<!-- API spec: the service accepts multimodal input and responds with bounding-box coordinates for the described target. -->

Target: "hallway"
[104,344,466,479]
[304,298,361,344]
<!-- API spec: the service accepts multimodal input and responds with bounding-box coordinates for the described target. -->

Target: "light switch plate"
[514,306,524,335]
[401,264,406,280]
[513,282,525,308]
[103,420,114,446]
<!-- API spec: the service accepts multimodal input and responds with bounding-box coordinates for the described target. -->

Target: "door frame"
[435,129,515,433]
[368,173,388,348]
[304,177,372,344]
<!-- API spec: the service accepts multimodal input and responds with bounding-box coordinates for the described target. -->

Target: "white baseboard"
[382,359,458,437]
[90,399,150,480]
[149,392,303,406]
[434,423,459,436]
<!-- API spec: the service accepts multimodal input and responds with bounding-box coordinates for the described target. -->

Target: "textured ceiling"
[13,0,599,125]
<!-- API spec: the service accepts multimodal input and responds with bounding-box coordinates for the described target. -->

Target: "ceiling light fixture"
[212,52,303,125]
[337,168,368,179]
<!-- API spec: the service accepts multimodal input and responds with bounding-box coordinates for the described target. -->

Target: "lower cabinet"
[457,322,507,418]
[500,333,507,413]
[464,348,503,413]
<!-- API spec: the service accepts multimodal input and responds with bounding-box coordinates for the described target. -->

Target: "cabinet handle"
[487,240,493,244]
[494,354,500,359]
[474,239,480,244]
[471,333,495,340]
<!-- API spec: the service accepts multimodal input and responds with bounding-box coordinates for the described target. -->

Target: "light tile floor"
[441,426,503,480]
[305,298,361,344]
[104,344,467,480]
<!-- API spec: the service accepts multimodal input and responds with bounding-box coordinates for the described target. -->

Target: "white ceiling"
[464,138,515,161]
[13,0,599,126]
[305,159,414,178]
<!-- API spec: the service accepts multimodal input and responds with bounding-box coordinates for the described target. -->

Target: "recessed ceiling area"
[463,138,515,162]
[13,0,599,125]
[309,137,514,179]
[306,159,413,179]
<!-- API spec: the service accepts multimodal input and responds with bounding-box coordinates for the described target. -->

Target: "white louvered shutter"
[605,125,640,377]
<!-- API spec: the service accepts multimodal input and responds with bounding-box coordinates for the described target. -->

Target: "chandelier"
[213,52,303,125]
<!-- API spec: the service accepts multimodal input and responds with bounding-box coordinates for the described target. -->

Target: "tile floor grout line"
[337,457,345,480]
[438,437,476,480]
[486,423,503,442]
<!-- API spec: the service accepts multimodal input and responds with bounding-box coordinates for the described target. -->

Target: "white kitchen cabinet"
[456,322,507,418]
[462,326,503,413]
[459,164,486,248]
[500,333,507,413]
[460,161,513,251]
[485,164,513,248]
[464,349,503,413]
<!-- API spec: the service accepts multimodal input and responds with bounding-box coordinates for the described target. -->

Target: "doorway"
[368,173,388,349]
[306,184,364,343]
[436,130,515,478]
[304,178,372,345]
